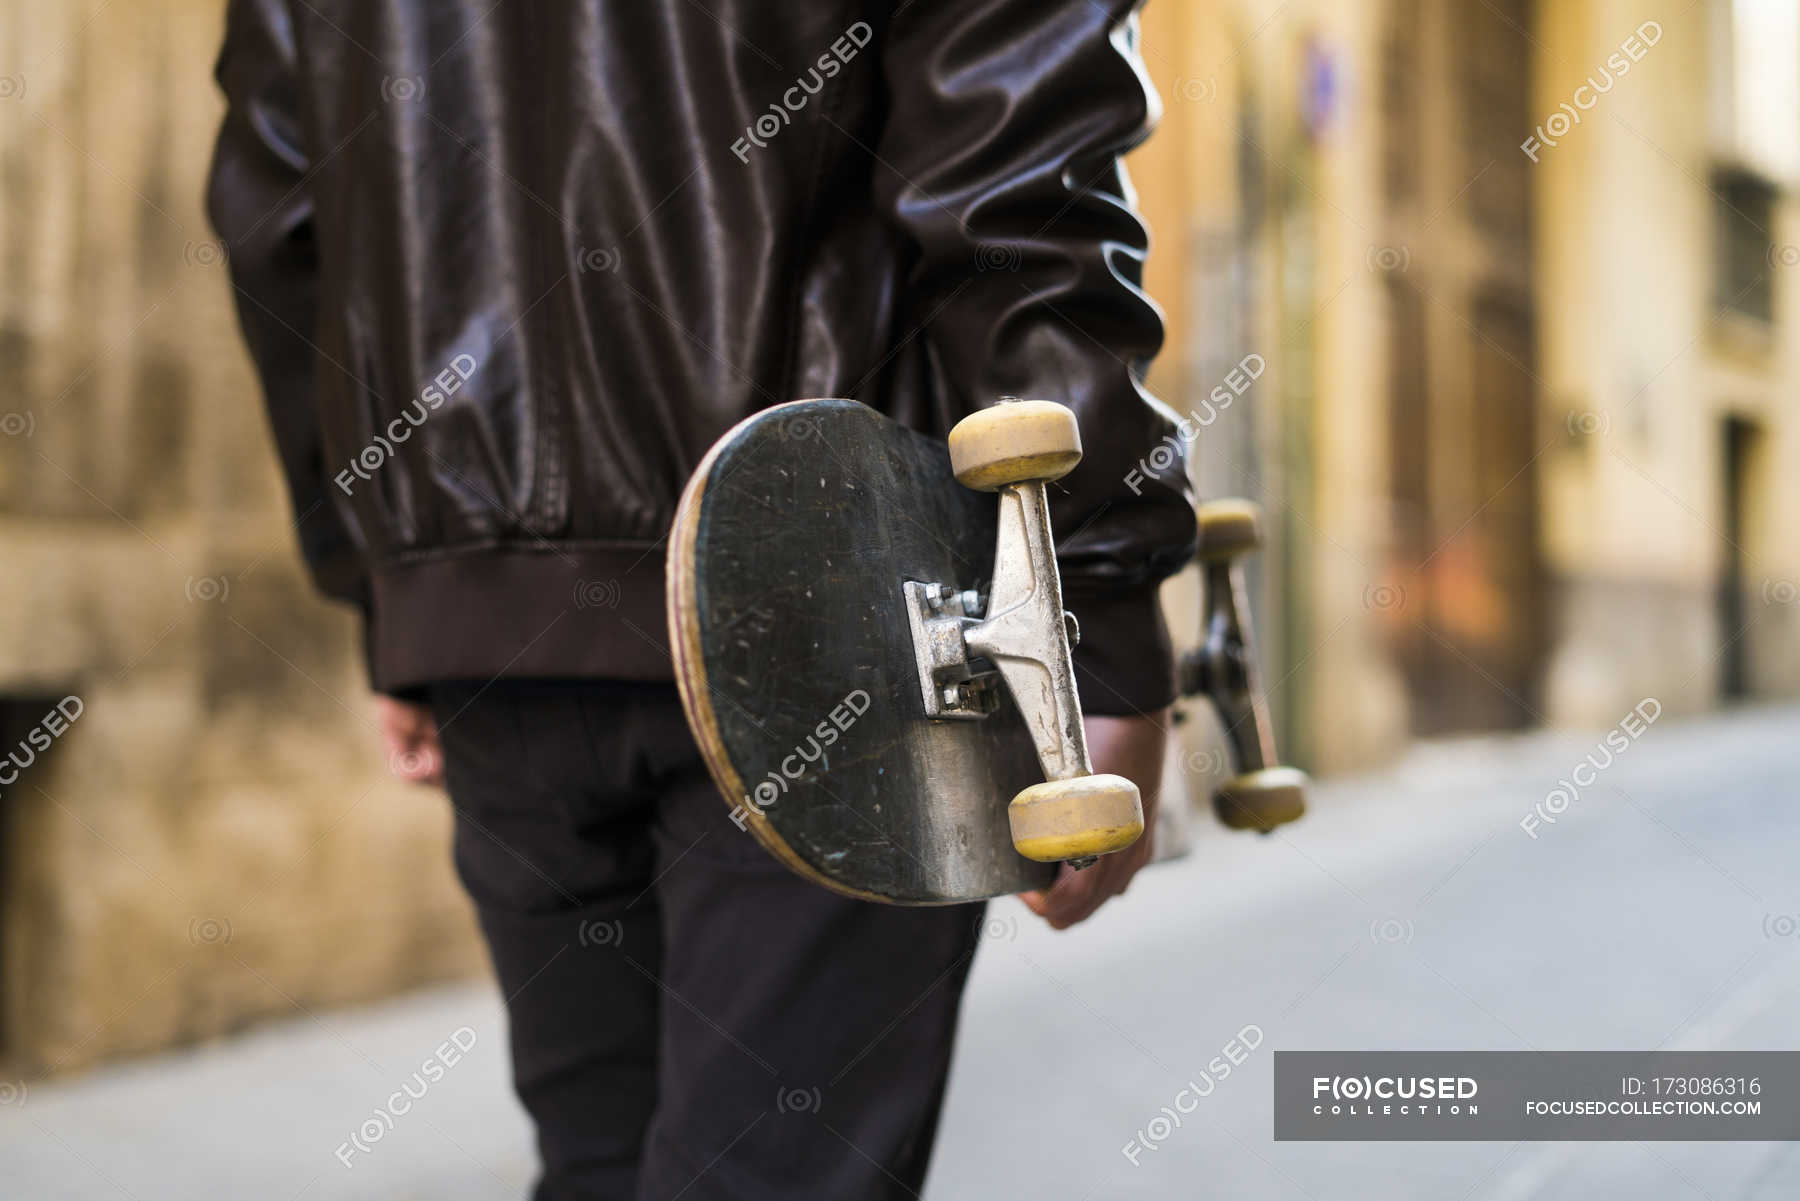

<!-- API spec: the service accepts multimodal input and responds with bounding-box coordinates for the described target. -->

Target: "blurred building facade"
[1135,0,1800,773]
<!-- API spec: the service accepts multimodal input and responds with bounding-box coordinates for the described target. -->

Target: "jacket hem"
[368,544,672,692]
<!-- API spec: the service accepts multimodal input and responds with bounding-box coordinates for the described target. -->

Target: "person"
[207,1,1196,1196]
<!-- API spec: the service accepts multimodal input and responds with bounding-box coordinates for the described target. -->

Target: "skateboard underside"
[668,399,1057,904]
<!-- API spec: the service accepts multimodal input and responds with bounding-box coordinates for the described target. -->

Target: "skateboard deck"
[668,399,1057,903]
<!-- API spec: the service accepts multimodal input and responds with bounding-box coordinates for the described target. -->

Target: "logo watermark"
[186,575,230,604]
[730,689,871,828]
[1125,354,1266,495]
[1567,409,1611,437]
[731,22,873,162]
[578,246,621,274]
[381,76,424,104]
[1312,1073,1479,1115]
[775,1085,823,1114]
[334,1027,479,1168]
[1370,917,1414,945]
[1367,244,1411,273]
[1122,1024,1263,1164]
[335,354,479,495]
[1173,76,1217,103]
[1764,914,1800,940]
[578,918,624,948]
[977,912,1020,943]
[1522,22,1662,162]
[778,412,825,442]
[1181,746,1228,780]
[1364,582,1406,613]
[1520,697,1661,837]
[975,242,1022,271]
[182,240,227,268]
[0,696,83,794]
[188,917,232,946]
[574,578,621,610]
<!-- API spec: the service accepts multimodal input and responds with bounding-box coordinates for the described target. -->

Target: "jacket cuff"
[1066,584,1176,716]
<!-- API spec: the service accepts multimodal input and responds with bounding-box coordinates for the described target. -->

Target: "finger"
[416,723,446,786]
[1039,865,1108,930]
[376,698,446,786]
[1022,864,1084,926]
[383,728,441,784]
[1046,846,1153,928]
[393,705,432,743]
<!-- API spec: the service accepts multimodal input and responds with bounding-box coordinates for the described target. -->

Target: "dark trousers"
[429,680,985,1201]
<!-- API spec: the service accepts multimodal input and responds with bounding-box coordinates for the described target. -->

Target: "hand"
[375,695,445,786]
[1019,709,1168,930]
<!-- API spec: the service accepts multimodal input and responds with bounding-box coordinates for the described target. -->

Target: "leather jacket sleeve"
[872,0,1199,716]
[206,0,366,607]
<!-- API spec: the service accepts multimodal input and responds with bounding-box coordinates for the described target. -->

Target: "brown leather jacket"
[207,0,1196,713]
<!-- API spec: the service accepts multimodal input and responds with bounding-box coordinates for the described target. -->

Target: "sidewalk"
[4,703,1798,1200]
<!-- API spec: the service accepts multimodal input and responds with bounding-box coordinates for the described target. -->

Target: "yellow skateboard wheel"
[1008,773,1144,862]
[1212,765,1307,832]
[948,400,1082,491]
[1195,498,1262,561]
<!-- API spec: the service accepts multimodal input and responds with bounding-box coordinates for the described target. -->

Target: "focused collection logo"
[1311,1074,1480,1117]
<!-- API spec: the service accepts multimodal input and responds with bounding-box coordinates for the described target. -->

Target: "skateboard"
[1179,500,1309,832]
[668,397,1304,905]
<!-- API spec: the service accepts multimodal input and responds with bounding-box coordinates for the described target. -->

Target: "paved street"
[4,702,1798,1200]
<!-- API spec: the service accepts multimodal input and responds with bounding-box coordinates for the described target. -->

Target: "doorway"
[1718,416,1764,700]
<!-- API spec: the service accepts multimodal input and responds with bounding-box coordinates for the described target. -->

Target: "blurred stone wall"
[0,0,482,1075]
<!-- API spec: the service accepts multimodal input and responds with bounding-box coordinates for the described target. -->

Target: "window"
[1713,169,1776,324]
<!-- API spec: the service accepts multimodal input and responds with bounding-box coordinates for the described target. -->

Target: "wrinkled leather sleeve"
[872,0,1199,715]
[206,0,366,607]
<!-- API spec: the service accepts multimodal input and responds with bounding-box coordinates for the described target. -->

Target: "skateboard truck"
[903,399,1144,867]
[1180,499,1308,833]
